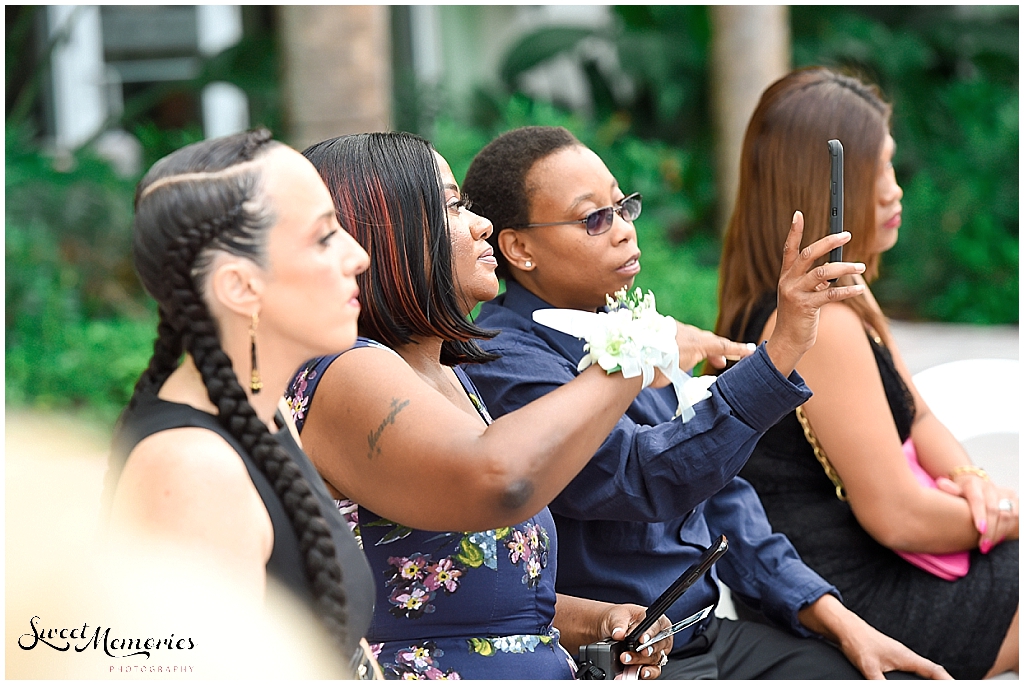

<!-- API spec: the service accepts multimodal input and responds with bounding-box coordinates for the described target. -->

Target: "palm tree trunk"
[709,6,791,235]
[278,5,392,150]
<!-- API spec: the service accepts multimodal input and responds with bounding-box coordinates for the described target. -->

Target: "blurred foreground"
[5,411,347,679]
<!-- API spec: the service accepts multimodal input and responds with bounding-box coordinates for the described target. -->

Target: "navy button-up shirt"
[465,280,839,651]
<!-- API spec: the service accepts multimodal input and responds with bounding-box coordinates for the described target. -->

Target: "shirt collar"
[501,279,589,363]
[501,278,556,319]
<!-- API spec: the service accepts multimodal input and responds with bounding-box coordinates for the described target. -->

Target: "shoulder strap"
[285,337,404,434]
[453,365,494,425]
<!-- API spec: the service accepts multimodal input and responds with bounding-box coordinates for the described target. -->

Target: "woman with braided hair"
[104,129,377,676]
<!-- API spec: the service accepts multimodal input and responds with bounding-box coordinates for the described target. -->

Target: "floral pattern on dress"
[460,529,502,570]
[466,633,553,657]
[336,499,361,547]
[505,522,550,588]
[286,363,318,426]
[382,641,462,680]
[425,557,463,593]
[465,392,494,423]
[366,518,549,618]
[385,553,465,619]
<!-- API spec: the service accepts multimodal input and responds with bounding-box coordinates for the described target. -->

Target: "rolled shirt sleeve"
[706,476,841,636]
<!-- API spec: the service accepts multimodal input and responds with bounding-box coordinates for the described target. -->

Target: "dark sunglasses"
[519,192,642,236]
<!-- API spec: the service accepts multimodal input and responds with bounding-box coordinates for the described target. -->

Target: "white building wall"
[197,5,249,139]
[48,5,107,150]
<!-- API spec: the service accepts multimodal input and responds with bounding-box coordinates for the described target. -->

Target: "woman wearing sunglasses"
[460,126,948,679]
[283,132,676,680]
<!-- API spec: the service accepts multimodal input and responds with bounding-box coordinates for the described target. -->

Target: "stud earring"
[524,260,533,269]
[249,312,263,395]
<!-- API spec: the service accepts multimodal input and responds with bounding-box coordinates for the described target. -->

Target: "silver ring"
[658,652,668,667]
[998,498,1014,512]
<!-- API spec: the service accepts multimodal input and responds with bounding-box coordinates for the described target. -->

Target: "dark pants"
[658,616,872,680]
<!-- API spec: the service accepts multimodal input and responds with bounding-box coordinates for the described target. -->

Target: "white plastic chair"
[913,357,1019,492]
[912,358,1020,441]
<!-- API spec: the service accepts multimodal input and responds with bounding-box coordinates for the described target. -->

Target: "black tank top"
[737,292,916,440]
[104,390,375,665]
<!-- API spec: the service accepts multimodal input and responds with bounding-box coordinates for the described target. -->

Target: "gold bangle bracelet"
[948,465,989,481]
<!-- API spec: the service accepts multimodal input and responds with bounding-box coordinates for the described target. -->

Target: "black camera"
[577,639,634,680]
[575,536,728,680]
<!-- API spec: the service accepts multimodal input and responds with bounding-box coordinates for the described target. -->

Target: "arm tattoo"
[367,397,410,460]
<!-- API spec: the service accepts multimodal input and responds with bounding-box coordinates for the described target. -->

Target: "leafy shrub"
[486,5,1018,324]
[792,5,1018,323]
[5,125,156,423]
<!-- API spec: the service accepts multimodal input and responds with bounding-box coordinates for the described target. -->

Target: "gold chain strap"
[794,406,848,501]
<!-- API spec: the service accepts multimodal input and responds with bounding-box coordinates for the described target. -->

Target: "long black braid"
[119,128,350,656]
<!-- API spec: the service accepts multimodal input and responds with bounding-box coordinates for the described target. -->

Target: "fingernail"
[978,520,988,535]
[622,653,632,664]
[980,539,992,554]
[792,211,799,222]
[747,343,756,350]
[856,263,866,271]
[647,646,654,656]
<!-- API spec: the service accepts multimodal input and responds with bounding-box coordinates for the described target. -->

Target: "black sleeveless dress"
[105,389,376,672]
[735,294,1018,680]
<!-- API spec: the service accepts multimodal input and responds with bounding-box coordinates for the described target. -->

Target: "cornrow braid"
[168,199,351,655]
[122,129,351,659]
[131,308,182,400]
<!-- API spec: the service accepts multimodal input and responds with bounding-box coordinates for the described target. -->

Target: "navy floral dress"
[286,338,576,680]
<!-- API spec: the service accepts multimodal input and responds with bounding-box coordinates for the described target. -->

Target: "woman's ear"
[498,229,536,271]
[206,254,265,318]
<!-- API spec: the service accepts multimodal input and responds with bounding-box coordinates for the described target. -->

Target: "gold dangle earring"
[249,312,263,395]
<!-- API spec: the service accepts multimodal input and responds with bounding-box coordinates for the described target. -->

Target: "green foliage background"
[791,6,1018,323]
[5,126,158,422]
[5,6,1018,422]
[430,5,1018,327]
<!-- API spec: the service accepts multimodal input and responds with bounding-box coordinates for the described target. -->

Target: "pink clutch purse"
[895,438,970,581]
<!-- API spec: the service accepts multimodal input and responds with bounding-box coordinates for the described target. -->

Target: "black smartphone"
[576,536,728,680]
[827,139,844,281]
[622,534,729,651]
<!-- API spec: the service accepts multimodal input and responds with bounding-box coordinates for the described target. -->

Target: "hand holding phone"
[827,139,844,281]
[622,535,728,651]
[576,536,728,680]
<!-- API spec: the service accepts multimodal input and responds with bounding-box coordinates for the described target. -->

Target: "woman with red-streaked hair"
[283,132,688,680]
[717,66,1018,679]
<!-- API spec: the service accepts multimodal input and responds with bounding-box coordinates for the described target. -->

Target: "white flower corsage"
[532,287,716,422]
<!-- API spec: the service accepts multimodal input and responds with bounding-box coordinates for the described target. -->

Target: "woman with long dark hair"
[104,129,377,676]
[716,67,1018,679]
[285,132,677,679]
